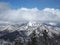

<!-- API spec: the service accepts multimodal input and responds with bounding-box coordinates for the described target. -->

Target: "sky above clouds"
[0,0,60,23]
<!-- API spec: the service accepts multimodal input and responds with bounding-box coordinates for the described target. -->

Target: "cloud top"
[0,2,60,23]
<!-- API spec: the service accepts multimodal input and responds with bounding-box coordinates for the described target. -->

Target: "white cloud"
[0,2,60,23]
[0,2,10,11]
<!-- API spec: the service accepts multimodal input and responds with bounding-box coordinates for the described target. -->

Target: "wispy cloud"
[0,2,60,23]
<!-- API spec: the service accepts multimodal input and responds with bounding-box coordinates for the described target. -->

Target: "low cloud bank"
[0,2,60,23]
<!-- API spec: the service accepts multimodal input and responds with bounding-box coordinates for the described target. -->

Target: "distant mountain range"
[0,21,60,45]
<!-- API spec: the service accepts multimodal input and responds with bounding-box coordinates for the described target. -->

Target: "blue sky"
[0,0,60,9]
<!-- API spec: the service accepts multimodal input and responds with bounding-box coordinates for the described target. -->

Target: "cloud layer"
[0,2,60,23]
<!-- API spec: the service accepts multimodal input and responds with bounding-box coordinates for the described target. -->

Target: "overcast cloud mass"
[0,2,60,23]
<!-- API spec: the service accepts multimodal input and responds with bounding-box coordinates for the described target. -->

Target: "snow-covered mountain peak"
[27,21,41,27]
[28,21,37,26]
